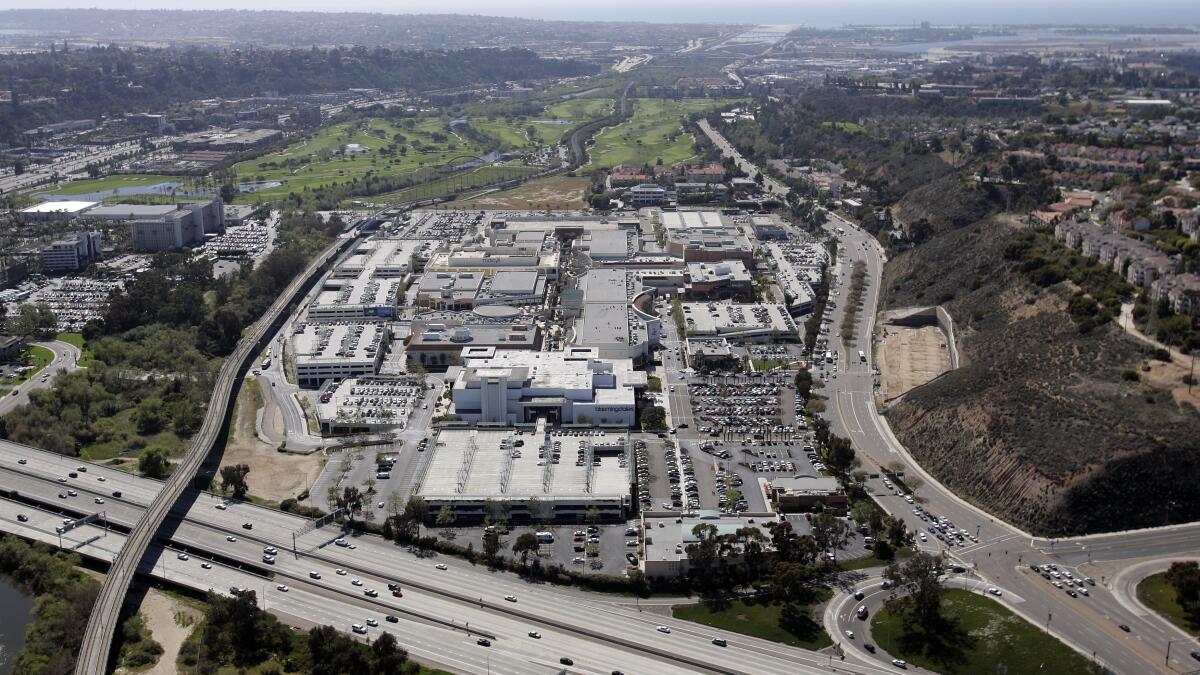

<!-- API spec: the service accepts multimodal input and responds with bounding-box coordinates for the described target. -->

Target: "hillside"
[882,219,1200,536]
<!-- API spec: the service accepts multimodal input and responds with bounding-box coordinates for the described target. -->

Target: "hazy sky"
[6,1,1200,26]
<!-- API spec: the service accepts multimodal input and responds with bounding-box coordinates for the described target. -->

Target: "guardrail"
[74,233,356,675]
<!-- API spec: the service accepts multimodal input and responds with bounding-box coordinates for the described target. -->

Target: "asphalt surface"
[0,439,907,675]
[0,339,82,416]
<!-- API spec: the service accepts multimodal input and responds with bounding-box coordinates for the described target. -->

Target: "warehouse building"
[19,201,98,222]
[414,423,632,523]
[639,511,777,579]
[573,268,660,361]
[292,322,390,388]
[406,320,540,370]
[451,346,644,427]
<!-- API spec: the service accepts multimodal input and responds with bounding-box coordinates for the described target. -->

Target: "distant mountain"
[0,9,727,51]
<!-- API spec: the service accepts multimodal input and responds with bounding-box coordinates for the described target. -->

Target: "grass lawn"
[34,174,185,197]
[231,117,486,203]
[872,589,1102,674]
[1138,572,1200,635]
[54,332,85,349]
[671,591,833,650]
[588,98,740,170]
[821,121,867,134]
[837,547,914,572]
[370,164,542,205]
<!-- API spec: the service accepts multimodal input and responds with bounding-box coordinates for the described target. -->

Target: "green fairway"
[231,117,486,203]
[34,173,186,197]
[1138,572,1200,635]
[588,98,739,169]
[371,164,543,205]
[871,589,1102,674]
[672,592,832,650]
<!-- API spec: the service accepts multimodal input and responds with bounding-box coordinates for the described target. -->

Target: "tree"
[850,500,884,535]
[512,532,540,567]
[401,496,429,539]
[824,436,857,476]
[219,183,238,204]
[584,507,602,526]
[1167,561,1200,622]
[482,528,503,561]
[6,303,57,339]
[219,463,251,500]
[640,405,667,430]
[133,398,166,435]
[371,631,408,675]
[435,505,455,530]
[138,448,169,478]
[338,486,364,521]
[810,511,850,554]
[884,552,943,626]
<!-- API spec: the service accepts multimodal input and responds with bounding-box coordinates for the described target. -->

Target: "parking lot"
[439,523,635,576]
[687,381,806,443]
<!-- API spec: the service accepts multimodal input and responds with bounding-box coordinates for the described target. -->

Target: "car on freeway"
[263,546,278,555]
[392,589,403,598]
[987,587,1002,596]
[351,579,363,586]
[351,624,367,634]
[892,659,907,669]
[528,631,541,639]
[366,618,379,627]
[711,637,727,647]
[864,643,876,653]
[277,584,289,592]
[504,595,517,602]
[435,563,448,570]
[215,503,227,510]
[242,522,253,530]
[477,638,491,647]
[16,514,27,522]
[310,571,321,579]
[94,497,104,504]
[262,555,275,564]
[112,491,122,498]
[17,458,26,464]
[97,476,106,482]
[364,589,378,597]
[226,535,237,542]
[560,658,574,666]
[177,553,189,561]
[336,569,347,575]
[1118,624,1131,632]
[67,489,77,497]
[656,626,671,634]
[853,590,864,600]
[57,492,67,499]
[386,615,398,623]
[201,562,212,569]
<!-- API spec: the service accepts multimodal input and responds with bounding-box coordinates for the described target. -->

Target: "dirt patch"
[877,324,952,399]
[128,588,200,675]
[1143,360,1200,413]
[220,379,323,503]
[448,175,589,209]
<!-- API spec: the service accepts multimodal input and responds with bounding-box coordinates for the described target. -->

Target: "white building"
[41,231,102,272]
[19,201,98,222]
[451,346,645,427]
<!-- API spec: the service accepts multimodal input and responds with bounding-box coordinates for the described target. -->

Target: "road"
[0,339,83,416]
[0,439,900,675]
[696,119,789,197]
[694,118,1200,673]
[74,233,356,675]
[819,214,1200,674]
[0,140,157,195]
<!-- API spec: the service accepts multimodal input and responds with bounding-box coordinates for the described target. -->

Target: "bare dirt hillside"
[882,218,1200,536]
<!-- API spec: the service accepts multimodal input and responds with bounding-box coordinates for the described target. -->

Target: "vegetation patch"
[671,593,833,650]
[1137,563,1200,636]
[873,588,1100,674]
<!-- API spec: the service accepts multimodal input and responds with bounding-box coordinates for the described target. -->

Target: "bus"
[858,350,866,363]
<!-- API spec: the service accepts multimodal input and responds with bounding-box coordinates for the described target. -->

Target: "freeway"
[0,440,893,675]
[0,140,162,195]
[74,232,356,675]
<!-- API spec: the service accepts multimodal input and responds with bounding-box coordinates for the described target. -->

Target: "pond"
[0,577,34,674]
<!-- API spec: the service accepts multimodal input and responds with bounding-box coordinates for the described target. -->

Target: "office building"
[41,231,102,272]
[451,346,644,427]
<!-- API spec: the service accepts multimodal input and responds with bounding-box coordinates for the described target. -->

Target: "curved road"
[0,339,83,416]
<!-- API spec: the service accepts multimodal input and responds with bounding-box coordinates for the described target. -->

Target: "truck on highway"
[858,350,866,363]
[261,358,271,370]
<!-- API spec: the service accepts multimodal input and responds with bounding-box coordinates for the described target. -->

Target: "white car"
[336,569,347,575]
[351,579,364,586]
[366,618,379,627]
[226,536,237,542]
[504,595,517,602]
[309,571,322,579]
[200,562,212,569]
[657,626,671,634]
[276,584,289,592]
[215,503,227,510]
[987,587,1002,597]
[94,497,104,504]
[177,553,189,561]
[435,563,448,570]
[844,630,855,639]
[97,476,106,482]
